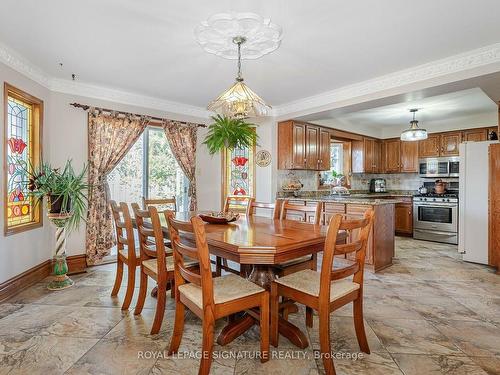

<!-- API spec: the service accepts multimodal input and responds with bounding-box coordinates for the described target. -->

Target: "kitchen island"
[277,195,399,272]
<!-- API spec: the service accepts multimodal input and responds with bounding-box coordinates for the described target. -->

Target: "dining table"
[136,211,347,349]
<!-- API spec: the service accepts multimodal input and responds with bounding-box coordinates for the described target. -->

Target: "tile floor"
[0,237,499,375]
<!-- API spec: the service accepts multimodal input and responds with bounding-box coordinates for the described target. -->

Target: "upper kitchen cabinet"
[463,128,487,142]
[278,121,306,169]
[278,121,331,170]
[383,139,401,173]
[352,138,381,173]
[440,131,462,156]
[400,140,419,172]
[419,132,461,157]
[418,134,441,157]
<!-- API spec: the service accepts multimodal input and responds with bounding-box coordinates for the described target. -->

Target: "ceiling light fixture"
[400,109,427,141]
[207,36,270,119]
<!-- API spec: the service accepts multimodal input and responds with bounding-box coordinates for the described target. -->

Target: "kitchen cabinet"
[440,131,461,156]
[489,143,500,270]
[419,132,461,157]
[419,134,441,157]
[278,121,331,171]
[278,121,306,169]
[323,202,345,225]
[383,139,401,172]
[400,141,419,172]
[463,128,487,142]
[395,199,413,235]
[351,138,381,173]
[318,128,331,171]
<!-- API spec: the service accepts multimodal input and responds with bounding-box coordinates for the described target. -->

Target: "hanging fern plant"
[203,115,258,155]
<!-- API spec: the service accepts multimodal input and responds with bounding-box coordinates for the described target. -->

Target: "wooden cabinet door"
[373,140,382,173]
[318,129,331,171]
[395,203,413,234]
[419,134,440,157]
[384,139,401,173]
[363,139,377,173]
[440,132,461,156]
[463,129,487,142]
[323,202,345,225]
[305,125,319,170]
[400,141,419,172]
[489,144,500,269]
[292,123,306,169]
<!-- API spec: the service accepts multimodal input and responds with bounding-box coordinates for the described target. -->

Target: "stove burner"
[414,192,458,198]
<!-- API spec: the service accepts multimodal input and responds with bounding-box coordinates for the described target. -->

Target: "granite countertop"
[276,190,415,205]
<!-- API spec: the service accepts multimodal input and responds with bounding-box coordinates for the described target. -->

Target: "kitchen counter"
[276,190,414,205]
[287,196,404,205]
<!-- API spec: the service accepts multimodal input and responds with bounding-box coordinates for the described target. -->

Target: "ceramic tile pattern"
[0,237,499,375]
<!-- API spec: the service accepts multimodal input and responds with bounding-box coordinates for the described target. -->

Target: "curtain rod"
[69,102,207,128]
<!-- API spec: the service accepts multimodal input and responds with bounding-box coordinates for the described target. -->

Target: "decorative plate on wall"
[255,150,271,167]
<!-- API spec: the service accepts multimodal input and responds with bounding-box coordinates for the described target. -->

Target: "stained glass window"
[223,142,255,205]
[4,84,42,235]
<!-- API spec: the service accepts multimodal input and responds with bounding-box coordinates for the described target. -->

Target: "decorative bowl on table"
[199,211,240,224]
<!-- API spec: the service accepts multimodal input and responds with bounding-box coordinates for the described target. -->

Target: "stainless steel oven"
[419,157,459,178]
[413,196,458,244]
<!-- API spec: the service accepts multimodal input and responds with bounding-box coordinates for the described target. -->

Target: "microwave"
[419,157,459,178]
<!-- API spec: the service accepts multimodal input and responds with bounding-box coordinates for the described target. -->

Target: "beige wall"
[0,63,52,283]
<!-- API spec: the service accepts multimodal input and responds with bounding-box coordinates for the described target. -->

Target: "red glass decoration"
[233,187,247,195]
[8,137,27,154]
[232,156,248,167]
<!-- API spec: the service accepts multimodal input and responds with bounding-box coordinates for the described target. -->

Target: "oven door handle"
[413,203,457,208]
[414,229,457,236]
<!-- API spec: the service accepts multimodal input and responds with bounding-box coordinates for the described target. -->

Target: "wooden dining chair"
[248,199,282,219]
[110,200,140,310]
[142,196,177,212]
[131,203,198,334]
[166,212,269,375]
[215,195,255,276]
[275,200,323,276]
[270,209,375,375]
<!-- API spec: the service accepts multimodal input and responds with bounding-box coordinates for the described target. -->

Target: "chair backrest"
[142,196,177,212]
[110,200,136,261]
[318,209,375,303]
[249,200,281,219]
[280,200,322,225]
[223,196,254,215]
[131,203,169,275]
[166,212,214,309]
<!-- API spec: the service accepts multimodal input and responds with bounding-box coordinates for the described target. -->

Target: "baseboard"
[67,254,87,275]
[0,254,87,303]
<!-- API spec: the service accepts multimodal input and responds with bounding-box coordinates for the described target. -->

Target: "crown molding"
[48,78,211,119]
[0,41,50,88]
[273,43,500,117]
[0,41,210,119]
[2,40,500,120]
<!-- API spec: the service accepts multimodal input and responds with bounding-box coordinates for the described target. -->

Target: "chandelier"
[207,36,270,119]
[400,109,428,141]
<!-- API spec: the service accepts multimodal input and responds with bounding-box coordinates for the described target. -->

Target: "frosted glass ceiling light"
[401,109,427,141]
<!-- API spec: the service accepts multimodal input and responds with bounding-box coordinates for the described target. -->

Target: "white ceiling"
[320,88,496,128]
[1,0,500,112]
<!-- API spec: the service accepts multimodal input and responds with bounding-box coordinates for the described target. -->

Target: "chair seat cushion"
[275,269,360,302]
[277,255,313,268]
[142,256,197,275]
[118,249,140,260]
[178,274,264,309]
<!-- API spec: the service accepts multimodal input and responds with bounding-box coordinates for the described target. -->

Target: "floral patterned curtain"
[162,120,198,211]
[86,110,148,265]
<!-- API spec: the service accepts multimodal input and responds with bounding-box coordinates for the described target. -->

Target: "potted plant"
[203,114,259,155]
[10,159,88,290]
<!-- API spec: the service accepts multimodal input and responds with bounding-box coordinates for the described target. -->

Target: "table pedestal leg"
[216,264,309,349]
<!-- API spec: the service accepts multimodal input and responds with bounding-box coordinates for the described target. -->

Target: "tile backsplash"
[277,170,424,192]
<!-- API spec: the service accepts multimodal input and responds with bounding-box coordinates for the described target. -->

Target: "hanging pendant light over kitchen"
[207,36,271,119]
[400,109,428,141]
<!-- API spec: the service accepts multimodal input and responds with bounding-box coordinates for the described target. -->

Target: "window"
[107,127,189,210]
[4,83,43,235]
[222,143,255,204]
[319,142,344,187]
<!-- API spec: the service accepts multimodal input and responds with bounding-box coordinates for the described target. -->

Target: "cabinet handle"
[408,211,411,215]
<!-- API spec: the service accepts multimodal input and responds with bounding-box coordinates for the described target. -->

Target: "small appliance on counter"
[369,178,386,193]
